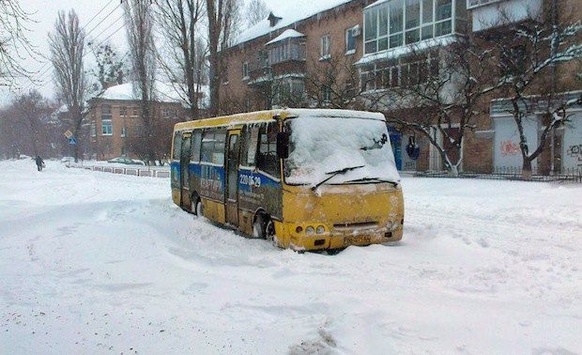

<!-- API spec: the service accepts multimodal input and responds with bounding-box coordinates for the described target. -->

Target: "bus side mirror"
[277,132,289,159]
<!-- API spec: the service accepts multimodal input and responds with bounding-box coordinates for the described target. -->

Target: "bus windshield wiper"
[346,177,399,187]
[311,165,365,191]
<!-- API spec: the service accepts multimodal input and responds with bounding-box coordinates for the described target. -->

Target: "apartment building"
[87,83,187,161]
[468,0,582,174]
[220,0,581,174]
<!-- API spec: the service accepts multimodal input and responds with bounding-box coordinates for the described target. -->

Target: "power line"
[20,1,127,95]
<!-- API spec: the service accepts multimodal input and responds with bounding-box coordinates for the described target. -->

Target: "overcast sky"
[0,0,300,107]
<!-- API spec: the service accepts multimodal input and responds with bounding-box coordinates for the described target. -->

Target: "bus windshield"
[284,114,400,187]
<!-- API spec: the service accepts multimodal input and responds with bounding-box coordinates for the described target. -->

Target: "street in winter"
[1,159,580,354]
[1,0,581,353]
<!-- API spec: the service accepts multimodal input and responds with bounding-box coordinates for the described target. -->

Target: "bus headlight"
[387,220,399,231]
[316,225,325,234]
[306,226,315,235]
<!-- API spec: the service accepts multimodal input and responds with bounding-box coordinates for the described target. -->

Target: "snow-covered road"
[1,159,580,354]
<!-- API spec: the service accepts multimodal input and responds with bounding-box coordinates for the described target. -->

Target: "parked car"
[107,157,145,165]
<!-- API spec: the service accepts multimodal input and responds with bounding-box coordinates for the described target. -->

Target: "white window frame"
[364,0,456,55]
[320,35,331,60]
[242,61,249,79]
[101,120,113,136]
[345,26,358,55]
[466,0,500,9]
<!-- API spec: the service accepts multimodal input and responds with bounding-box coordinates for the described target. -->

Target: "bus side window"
[213,129,226,165]
[257,123,280,176]
[191,130,202,162]
[172,132,181,161]
[201,129,226,165]
[201,130,213,163]
[242,125,259,167]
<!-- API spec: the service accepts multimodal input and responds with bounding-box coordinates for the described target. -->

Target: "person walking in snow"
[35,155,44,172]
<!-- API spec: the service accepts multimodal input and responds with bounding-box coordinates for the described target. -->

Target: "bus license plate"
[344,235,371,246]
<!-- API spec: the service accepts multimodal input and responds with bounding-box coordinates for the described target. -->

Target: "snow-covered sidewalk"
[0,159,580,354]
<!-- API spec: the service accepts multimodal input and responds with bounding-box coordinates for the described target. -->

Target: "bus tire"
[253,214,275,242]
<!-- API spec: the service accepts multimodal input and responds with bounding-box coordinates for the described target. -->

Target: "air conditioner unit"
[352,25,361,37]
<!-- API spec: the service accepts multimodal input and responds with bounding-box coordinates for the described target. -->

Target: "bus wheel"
[265,219,275,243]
[253,214,275,242]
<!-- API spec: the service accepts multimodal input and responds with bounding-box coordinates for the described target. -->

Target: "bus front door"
[225,131,240,226]
[180,132,192,208]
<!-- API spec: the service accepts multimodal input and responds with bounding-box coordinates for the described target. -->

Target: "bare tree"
[0,91,54,159]
[383,38,503,176]
[123,0,157,163]
[304,51,373,110]
[244,0,269,28]
[49,10,88,163]
[490,3,582,178]
[206,0,241,116]
[155,0,206,120]
[0,1,37,88]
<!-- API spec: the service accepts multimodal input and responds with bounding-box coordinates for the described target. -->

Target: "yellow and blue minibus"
[171,108,404,251]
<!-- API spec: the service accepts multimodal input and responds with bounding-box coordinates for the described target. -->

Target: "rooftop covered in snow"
[234,0,353,46]
[265,29,305,46]
[93,82,209,108]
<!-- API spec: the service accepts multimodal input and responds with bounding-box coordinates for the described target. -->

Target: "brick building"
[87,83,190,161]
[219,0,581,174]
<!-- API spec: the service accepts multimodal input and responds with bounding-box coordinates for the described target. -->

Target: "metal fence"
[412,166,582,183]
[73,163,581,184]
[74,164,170,178]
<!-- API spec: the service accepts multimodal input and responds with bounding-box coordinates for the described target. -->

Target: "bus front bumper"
[285,225,403,251]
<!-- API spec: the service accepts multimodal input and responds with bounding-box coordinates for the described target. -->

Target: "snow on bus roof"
[280,108,385,121]
[174,109,386,131]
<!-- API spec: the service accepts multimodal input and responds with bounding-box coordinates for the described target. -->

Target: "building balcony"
[469,0,542,32]
[247,59,306,86]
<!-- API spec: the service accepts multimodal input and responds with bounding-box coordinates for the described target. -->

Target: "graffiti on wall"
[566,143,582,164]
[500,140,521,157]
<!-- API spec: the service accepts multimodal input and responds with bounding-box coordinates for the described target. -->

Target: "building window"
[120,106,127,116]
[222,68,229,84]
[322,85,332,104]
[273,79,305,107]
[101,104,113,135]
[102,104,112,120]
[345,26,359,54]
[90,122,96,137]
[102,120,113,135]
[360,55,439,92]
[131,107,139,117]
[364,0,456,55]
[320,35,331,60]
[162,107,178,119]
[242,61,249,79]
[269,41,306,65]
[121,126,127,137]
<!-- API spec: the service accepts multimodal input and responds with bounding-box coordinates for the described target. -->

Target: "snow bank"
[0,159,580,354]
